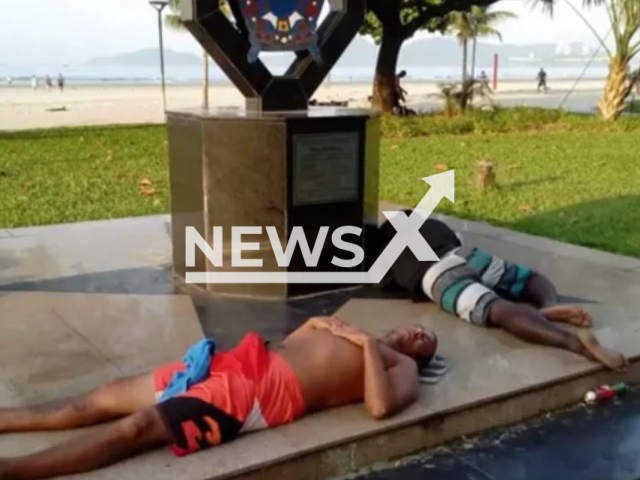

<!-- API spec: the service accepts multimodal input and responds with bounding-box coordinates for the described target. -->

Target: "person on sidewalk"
[377,212,628,371]
[0,318,437,479]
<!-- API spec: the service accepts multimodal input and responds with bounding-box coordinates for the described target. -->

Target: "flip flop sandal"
[418,354,448,384]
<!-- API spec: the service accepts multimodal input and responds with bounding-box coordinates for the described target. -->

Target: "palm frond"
[165,13,184,30]
[530,0,605,16]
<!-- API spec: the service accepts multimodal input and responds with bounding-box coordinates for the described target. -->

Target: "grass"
[1,109,639,258]
[381,130,640,258]
[0,125,169,228]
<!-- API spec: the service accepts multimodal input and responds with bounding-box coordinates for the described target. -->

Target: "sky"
[0,0,612,66]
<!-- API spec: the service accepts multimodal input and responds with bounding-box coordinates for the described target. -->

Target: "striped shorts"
[421,246,532,327]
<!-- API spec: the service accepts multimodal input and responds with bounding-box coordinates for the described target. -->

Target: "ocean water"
[0,62,609,86]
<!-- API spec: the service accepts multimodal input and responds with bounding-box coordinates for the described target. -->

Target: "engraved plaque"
[292,133,360,206]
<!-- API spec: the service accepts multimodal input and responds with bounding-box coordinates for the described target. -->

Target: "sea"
[0,63,609,86]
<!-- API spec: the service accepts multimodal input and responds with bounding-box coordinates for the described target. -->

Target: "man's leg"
[460,245,592,329]
[521,272,592,327]
[417,249,627,370]
[489,299,627,370]
[0,407,171,480]
[0,374,155,433]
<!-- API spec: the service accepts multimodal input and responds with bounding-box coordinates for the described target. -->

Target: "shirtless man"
[0,318,436,479]
[378,213,628,371]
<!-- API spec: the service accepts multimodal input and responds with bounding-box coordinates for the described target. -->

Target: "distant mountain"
[88,48,202,66]
[400,38,603,68]
[86,38,604,69]
[335,37,379,68]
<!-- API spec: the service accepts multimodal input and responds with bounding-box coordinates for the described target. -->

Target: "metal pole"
[150,1,169,112]
[157,6,167,112]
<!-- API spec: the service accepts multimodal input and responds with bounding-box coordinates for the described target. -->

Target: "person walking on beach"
[479,70,490,88]
[57,73,65,93]
[31,75,38,91]
[45,75,53,91]
[537,68,548,93]
[395,70,408,105]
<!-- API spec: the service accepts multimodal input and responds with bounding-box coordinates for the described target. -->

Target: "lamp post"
[149,0,169,112]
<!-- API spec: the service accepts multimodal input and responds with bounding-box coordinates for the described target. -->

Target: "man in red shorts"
[0,317,436,479]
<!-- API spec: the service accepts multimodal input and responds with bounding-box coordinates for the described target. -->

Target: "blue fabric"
[159,338,216,402]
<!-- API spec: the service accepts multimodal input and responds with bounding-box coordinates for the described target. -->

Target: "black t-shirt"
[377,211,461,298]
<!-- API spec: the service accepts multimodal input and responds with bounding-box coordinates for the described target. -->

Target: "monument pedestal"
[167,107,380,299]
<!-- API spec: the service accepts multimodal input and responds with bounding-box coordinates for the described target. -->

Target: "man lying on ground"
[378,211,628,371]
[0,317,436,479]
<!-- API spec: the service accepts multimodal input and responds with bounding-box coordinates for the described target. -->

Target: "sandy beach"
[0,78,607,131]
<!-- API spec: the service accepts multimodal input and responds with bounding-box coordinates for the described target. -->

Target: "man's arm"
[363,340,418,419]
[328,323,419,419]
[284,316,342,341]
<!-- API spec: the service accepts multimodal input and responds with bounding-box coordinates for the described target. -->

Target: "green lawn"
[0,125,170,227]
[1,113,639,258]
[381,131,640,257]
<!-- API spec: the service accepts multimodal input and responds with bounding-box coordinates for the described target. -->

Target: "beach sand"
[0,79,606,131]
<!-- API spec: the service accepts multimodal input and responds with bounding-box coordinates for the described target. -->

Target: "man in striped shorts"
[378,212,627,371]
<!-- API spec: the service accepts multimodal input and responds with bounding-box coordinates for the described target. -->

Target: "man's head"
[383,325,437,368]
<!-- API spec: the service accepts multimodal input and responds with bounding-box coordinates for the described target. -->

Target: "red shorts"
[153,333,305,457]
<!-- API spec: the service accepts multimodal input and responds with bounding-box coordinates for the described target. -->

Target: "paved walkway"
[1,211,640,479]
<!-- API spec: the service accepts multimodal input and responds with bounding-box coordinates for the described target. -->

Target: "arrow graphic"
[186,170,455,284]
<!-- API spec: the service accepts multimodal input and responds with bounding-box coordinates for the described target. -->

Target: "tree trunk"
[372,30,404,114]
[471,37,478,80]
[599,57,632,121]
[461,38,468,83]
[202,49,210,110]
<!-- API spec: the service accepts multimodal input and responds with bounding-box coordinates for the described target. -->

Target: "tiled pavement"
[1,211,639,479]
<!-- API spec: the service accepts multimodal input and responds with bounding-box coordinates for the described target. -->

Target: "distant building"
[555,43,572,57]
[582,44,595,56]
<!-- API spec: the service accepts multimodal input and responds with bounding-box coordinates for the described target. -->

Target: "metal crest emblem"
[240,0,325,63]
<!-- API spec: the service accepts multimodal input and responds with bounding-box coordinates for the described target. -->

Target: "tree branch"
[369,0,403,27]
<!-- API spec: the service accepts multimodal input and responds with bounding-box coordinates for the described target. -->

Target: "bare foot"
[541,305,592,327]
[577,330,628,371]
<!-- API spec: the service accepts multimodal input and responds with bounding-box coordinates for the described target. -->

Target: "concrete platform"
[1,212,640,479]
[0,291,203,457]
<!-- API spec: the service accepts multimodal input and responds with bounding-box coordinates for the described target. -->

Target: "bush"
[380,107,640,139]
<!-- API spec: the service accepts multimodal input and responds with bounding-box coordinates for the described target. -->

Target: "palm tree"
[544,0,640,121]
[447,6,516,83]
[591,0,640,121]
[447,11,473,83]
[165,0,210,109]
[469,7,517,80]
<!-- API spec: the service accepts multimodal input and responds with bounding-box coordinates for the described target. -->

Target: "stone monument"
[168,0,379,299]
